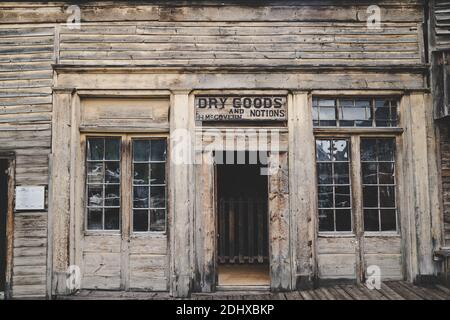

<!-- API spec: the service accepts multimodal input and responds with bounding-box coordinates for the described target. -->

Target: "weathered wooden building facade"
[0,0,447,299]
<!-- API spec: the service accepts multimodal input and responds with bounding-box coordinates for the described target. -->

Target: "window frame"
[313,93,403,238]
[312,96,400,128]
[82,133,169,236]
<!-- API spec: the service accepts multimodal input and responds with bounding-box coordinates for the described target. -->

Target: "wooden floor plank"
[340,285,369,300]
[298,290,314,300]
[379,283,406,300]
[319,288,337,300]
[435,284,450,297]
[358,284,387,300]
[386,281,422,300]
[313,288,329,300]
[396,282,438,300]
[326,287,351,300]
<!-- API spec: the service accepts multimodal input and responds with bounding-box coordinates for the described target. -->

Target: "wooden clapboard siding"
[439,125,450,246]
[58,21,422,66]
[0,25,55,298]
[433,0,450,50]
[12,212,47,297]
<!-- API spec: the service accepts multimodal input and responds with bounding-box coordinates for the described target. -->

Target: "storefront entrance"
[216,151,270,287]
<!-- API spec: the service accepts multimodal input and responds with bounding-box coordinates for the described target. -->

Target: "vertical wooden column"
[402,93,440,282]
[169,91,195,297]
[269,151,291,290]
[194,150,215,292]
[289,91,316,289]
[49,88,74,295]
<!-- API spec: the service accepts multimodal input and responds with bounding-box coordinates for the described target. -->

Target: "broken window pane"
[86,137,121,231]
[316,138,352,232]
[132,138,167,233]
[361,138,397,232]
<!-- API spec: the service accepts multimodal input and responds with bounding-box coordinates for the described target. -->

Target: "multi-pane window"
[316,139,352,232]
[312,98,398,128]
[361,138,397,232]
[132,139,167,232]
[85,136,167,233]
[86,137,121,230]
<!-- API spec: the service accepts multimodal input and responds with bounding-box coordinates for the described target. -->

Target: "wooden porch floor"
[62,281,450,300]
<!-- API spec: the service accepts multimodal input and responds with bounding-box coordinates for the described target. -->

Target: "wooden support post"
[402,93,440,282]
[49,88,74,295]
[269,151,291,290]
[169,91,194,297]
[289,92,316,289]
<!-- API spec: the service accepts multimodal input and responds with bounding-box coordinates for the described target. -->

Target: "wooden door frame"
[0,152,15,299]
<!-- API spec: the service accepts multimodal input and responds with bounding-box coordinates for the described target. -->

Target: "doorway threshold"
[216,285,270,292]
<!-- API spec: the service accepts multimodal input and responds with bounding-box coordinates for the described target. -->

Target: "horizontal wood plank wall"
[439,125,450,246]
[0,25,55,298]
[57,21,421,66]
[433,0,450,50]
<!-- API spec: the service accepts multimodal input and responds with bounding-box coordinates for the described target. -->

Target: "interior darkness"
[216,151,269,266]
[0,160,8,292]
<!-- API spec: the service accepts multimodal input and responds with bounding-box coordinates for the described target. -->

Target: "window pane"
[133,186,149,208]
[150,163,166,184]
[105,161,120,184]
[133,140,150,161]
[335,209,351,231]
[379,186,395,208]
[87,185,103,207]
[377,139,395,161]
[150,209,166,232]
[317,163,332,185]
[335,186,350,208]
[319,209,334,232]
[378,162,395,184]
[105,139,120,160]
[87,162,103,184]
[361,139,377,161]
[362,162,377,184]
[104,208,120,230]
[133,163,149,185]
[334,163,349,184]
[87,138,104,160]
[151,140,167,161]
[333,140,349,161]
[363,186,378,207]
[380,209,397,231]
[87,208,103,230]
[364,209,380,231]
[318,186,333,208]
[105,185,120,207]
[316,140,331,161]
[150,186,166,208]
[133,210,149,232]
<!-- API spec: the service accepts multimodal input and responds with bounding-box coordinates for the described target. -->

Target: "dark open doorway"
[0,160,8,293]
[216,151,269,287]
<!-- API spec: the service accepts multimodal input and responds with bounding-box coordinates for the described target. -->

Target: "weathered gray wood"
[289,92,315,288]
[49,89,74,295]
[169,91,195,297]
[269,151,291,291]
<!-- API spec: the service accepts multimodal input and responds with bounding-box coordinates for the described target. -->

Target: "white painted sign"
[15,186,45,210]
[195,95,287,121]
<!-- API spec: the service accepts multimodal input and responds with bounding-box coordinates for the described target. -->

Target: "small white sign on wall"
[15,186,45,210]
